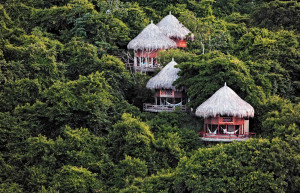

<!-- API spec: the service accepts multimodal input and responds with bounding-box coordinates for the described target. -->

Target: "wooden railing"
[134,65,161,72]
[125,63,162,73]
[143,103,186,112]
[198,131,256,139]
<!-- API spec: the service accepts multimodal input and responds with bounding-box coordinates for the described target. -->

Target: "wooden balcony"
[134,65,161,72]
[198,132,256,142]
[125,62,162,73]
[143,103,186,112]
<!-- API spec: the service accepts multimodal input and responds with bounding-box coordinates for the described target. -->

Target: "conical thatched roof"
[195,83,255,118]
[156,12,192,40]
[127,21,177,51]
[146,58,180,90]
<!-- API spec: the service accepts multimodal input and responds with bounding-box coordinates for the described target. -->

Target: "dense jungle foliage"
[0,0,299,192]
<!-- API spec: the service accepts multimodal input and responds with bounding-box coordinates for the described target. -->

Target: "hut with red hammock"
[196,83,255,142]
[127,21,177,73]
[144,58,187,112]
[156,12,193,48]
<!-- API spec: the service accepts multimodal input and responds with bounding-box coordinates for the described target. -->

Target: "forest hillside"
[0,0,299,192]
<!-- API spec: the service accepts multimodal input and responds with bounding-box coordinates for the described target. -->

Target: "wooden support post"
[226,125,228,134]
[234,125,235,136]
[242,124,244,135]
[134,56,137,67]
[241,124,243,135]
[139,57,141,66]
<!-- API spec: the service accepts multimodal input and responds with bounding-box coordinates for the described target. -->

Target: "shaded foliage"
[251,1,300,32]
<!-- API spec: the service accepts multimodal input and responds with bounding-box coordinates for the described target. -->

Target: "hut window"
[160,89,173,96]
[222,117,233,122]
[165,90,173,95]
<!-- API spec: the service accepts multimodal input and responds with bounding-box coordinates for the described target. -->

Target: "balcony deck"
[134,66,161,72]
[198,132,256,142]
[143,103,186,112]
[125,63,161,73]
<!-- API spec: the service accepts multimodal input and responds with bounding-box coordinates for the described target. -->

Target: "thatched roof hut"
[195,83,254,118]
[146,58,180,90]
[127,21,177,51]
[156,12,192,40]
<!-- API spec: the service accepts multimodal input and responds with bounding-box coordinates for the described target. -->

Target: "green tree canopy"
[14,72,118,136]
[175,138,300,192]
[251,1,300,32]
[175,51,265,109]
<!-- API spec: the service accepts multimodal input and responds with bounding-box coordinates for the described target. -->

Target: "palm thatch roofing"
[127,21,177,51]
[195,83,255,118]
[146,58,180,90]
[156,12,192,40]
